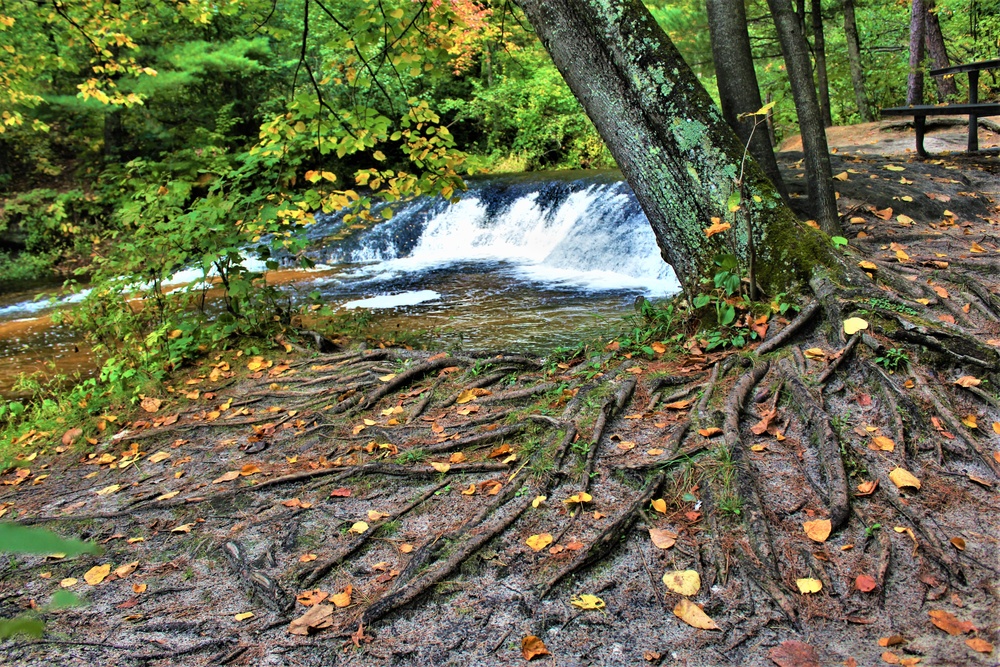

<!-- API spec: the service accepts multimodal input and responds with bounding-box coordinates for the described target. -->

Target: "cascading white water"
[333,179,680,296]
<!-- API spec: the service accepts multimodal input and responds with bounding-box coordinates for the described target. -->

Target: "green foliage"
[0,524,96,639]
[875,347,909,373]
[0,523,101,557]
[866,297,918,316]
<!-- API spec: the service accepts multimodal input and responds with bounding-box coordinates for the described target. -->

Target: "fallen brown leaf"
[928,609,976,635]
[521,635,551,660]
[768,640,820,667]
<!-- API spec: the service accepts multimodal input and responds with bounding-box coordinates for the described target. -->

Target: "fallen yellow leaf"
[332,585,352,607]
[563,492,592,505]
[803,519,832,543]
[114,561,139,578]
[570,594,605,610]
[843,317,869,335]
[235,611,255,621]
[871,436,895,452]
[348,521,369,535]
[673,598,720,630]
[526,533,554,552]
[430,462,450,473]
[650,498,667,514]
[796,578,823,594]
[889,467,921,490]
[84,564,111,586]
[662,569,701,596]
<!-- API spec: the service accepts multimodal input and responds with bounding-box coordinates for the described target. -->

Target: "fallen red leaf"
[768,640,820,667]
[855,574,877,592]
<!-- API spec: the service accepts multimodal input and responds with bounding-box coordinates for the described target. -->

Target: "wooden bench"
[881,58,1000,156]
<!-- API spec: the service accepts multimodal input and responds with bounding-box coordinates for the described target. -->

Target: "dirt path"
[1,149,999,667]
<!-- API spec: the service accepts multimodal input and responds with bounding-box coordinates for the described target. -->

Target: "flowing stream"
[0,170,679,396]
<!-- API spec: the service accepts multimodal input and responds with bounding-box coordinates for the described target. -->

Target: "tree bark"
[766,0,840,234]
[907,0,927,106]
[841,0,873,122]
[511,0,833,295]
[705,0,789,201]
[924,1,959,101]
[103,108,125,162]
[811,0,834,127]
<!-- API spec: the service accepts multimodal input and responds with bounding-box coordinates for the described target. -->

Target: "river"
[0,170,679,397]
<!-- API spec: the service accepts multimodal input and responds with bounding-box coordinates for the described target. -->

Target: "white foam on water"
[341,290,441,310]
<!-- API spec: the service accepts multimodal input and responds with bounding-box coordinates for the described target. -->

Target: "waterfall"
[314,171,680,296]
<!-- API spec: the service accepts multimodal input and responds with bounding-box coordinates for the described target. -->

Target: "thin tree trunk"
[511,0,832,294]
[767,0,840,234]
[924,1,959,100]
[907,0,927,106]
[842,0,873,122]
[103,108,125,162]
[705,0,789,200]
[811,0,834,127]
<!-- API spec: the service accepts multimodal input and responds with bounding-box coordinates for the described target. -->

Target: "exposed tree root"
[755,301,820,356]
[360,485,534,626]
[221,540,294,613]
[298,481,449,588]
[581,377,636,491]
[356,357,465,411]
[780,362,850,529]
[422,423,527,455]
[536,470,666,601]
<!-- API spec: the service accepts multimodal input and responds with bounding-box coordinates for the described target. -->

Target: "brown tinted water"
[0,263,645,398]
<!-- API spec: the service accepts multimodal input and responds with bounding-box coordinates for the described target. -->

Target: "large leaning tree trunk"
[841,0,873,122]
[511,0,834,297]
[924,1,959,101]
[767,0,840,235]
[705,0,789,202]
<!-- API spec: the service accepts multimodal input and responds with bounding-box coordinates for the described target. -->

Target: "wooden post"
[968,70,979,152]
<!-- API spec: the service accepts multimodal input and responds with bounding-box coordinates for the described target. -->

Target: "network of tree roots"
[1,149,999,666]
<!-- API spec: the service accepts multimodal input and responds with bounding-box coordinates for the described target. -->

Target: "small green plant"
[875,348,909,373]
[718,497,743,516]
[864,522,882,538]
[866,297,918,317]
[690,255,767,351]
[397,449,427,465]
